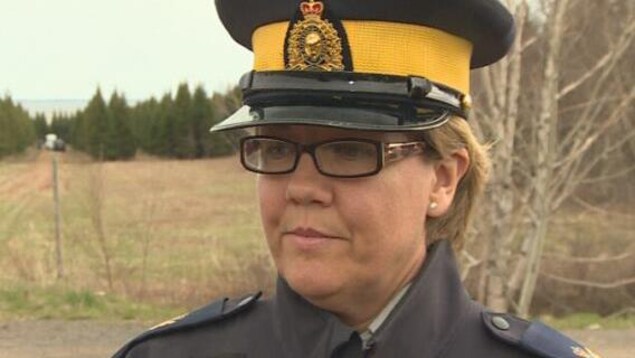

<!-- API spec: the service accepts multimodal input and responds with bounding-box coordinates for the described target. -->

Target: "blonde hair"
[420,116,490,250]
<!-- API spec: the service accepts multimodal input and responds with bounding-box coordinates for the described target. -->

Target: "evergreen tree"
[0,83,250,160]
[194,87,233,157]
[192,86,211,157]
[50,113,73,141]
[0,96,35,158]
[173,83,195,158]
[13,102,34,153]
[209,86,242,156]
[130,97,159,154]
[106,92,137,160]
[33,113,49,141]
[156,93,177,157]
[0,99,14,157]
[83,89,110,159]
[211,86,242,120]
[70,112,87,151]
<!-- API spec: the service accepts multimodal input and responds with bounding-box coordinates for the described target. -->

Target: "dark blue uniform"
[114,241,599,357]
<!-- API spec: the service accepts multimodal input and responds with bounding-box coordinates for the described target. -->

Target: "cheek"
[342,177,428,250]
[257,177,285,239]
[351,165,432,245]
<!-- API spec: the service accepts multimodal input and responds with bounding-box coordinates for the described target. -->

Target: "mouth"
[282,227,343,250]
[286,227,335,239]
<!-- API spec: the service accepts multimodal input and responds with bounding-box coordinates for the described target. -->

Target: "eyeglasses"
[240,136,426,178]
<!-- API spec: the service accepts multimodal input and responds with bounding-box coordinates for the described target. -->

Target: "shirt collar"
[359,282,412,349]
[369,240,474,356]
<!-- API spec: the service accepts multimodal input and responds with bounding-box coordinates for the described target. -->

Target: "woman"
[115,0,600,357]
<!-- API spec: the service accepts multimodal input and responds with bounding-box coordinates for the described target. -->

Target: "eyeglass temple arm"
[384,142,426,163]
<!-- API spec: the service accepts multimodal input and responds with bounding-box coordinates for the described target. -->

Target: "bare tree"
[470,0,529,312]
[516,0,569,316]
[468,0,635,316]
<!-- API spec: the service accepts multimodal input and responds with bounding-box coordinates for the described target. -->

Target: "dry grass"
[534,208,635,316]
[0,151,275,310]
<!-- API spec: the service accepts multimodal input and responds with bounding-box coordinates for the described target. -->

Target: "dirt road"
[0,320,632,357]
[0,320,144,358]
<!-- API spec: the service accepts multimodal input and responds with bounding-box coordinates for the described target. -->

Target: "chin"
[282,262,344,302]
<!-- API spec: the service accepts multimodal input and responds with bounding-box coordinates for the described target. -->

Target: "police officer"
[114,0,602,357]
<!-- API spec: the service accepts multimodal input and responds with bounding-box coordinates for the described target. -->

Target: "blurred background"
[0,0,633,356]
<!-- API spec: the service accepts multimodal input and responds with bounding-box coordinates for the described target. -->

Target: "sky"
[0,0,253,101]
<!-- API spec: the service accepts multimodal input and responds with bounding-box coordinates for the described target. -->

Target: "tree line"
[0,84,242,160]
[0,97,37,159]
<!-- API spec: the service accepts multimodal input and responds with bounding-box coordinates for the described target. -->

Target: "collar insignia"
[286,0,344,71]
[150,313,186,331]
[572,346,602,358]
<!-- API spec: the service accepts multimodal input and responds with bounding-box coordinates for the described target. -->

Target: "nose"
[285,153,333,206]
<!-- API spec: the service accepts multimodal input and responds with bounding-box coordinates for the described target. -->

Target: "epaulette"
[482,311,602,358]
[112,292,262,358]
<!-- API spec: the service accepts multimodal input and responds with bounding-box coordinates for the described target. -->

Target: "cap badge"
[287,0,344,71]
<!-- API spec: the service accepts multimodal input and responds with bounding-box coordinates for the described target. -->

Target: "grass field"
[0,151,274,318]
[0,150,633,327]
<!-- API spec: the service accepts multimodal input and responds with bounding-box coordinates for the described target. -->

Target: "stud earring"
[429,202,438,210]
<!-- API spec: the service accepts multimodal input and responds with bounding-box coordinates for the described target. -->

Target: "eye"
[243,140,260,155]
[330,142,375,161]
[264,141,293,160]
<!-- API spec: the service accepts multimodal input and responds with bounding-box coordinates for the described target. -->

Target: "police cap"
[211,0,515,132]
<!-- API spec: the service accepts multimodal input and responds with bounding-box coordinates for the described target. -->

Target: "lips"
[286,227,334,239]
[282,227,344,251]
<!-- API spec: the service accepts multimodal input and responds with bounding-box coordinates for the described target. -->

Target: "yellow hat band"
[252,20,473,94]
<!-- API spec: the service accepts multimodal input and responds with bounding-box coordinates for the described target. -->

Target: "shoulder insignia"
[111,292,262,358]
[482,312,602,358]
[482,311,531,346]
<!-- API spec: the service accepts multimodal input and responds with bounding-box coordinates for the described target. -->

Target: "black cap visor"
[210,105,451,133]
[210,71,462,133]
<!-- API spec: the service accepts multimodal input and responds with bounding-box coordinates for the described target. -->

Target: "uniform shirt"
[117,241,581,357]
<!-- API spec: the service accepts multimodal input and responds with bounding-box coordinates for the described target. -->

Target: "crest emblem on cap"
[286,0,344,71]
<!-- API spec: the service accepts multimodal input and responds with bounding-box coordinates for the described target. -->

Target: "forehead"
[256,125,414,142]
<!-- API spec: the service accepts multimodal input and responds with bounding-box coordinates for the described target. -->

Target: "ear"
[427,148,470,217]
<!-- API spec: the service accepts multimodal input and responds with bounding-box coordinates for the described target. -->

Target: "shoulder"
[481,311,603,358]
[111,292,263,358]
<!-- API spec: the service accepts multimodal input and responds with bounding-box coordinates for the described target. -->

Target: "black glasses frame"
[240,135,426,178]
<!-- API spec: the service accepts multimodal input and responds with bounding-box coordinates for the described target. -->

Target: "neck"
[315,247,427,331]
